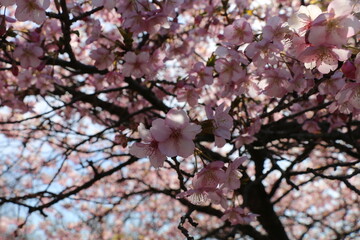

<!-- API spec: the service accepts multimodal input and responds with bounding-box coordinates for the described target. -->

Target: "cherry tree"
[0,0,359,239]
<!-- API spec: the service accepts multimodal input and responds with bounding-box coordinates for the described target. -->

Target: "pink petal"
[138,52,150,63]
[231,156,247,169]
[165,109,189,129]
[307,5,323,20]
[347,84,360,109]
[214,127,231,139]
[205,104,214,119]
[181,123,201,140]
[138,123,152,142]
[32,46,43,57]
[332,48,350,62]
[341,16,360,38]
[150,119,171,142]
[158,138,177,157]
[129,143,149,158]
[124,52,137,64]
[208,161,224,169]
[308,25,327,45]
[132,68,144,78]
[317,62,336,74]
[225,175,241,190]
[176,137,195,158]
[245,42,257,59]
[176,189,196,199]
[328,0,353,17]
[149,150,167,168]
[298,47,317,63]
[214,136,226,148]
[43,0,50,9]
[122,64,134,77]
[317,53,337,74]
[0,0,15,7]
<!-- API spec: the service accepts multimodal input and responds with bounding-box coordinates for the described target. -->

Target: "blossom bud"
[341,61,356,80]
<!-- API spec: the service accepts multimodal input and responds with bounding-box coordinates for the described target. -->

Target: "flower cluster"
[290,0,359,74]
[205,103,233,148]
[221,207,259,225]
[3,0,50,25]
[130,109,201,168]
[1,0,360,237]
[176,157,257,224]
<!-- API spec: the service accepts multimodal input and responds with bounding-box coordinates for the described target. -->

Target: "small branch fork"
[178,208,198,240]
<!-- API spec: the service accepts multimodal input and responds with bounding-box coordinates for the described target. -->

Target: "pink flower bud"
[341,61,356,79]
[11,64,19,76]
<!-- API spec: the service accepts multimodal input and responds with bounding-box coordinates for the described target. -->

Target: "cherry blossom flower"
[176,187,209,205]
[329,101,354,115]
[176,161,226,204]
[149,49,166,75]
[298,45,350,74]
[189,62,213,87]
[318,72,345,95]
[161,0,184,19]
[90,47,115,70]
[150,109,201,158]
[261,68,291,98]
[17,70,35,89]
[288,4,322,36]
[123,10,167,35]
[122,51,151,78]
[291,103,314,125]
[129,123,167,168]
[223,18,253,45]
[115,0,138,17]
[13,43,43,68]
[86,20,102,44]
[177,86,200,107]
[245,40,280,68]
[334,83,360,113]
[289,34,310,59]
[307,0,360,47]
[205,103,233,147]
[223,157,246,190]
[221,207,258,225]
[207,188,228,209]
[176,185,227,207]
[215,46,249,65]
[35,72,55,94]
[193,161,226,189]
[15,0,50,25]
[234,133,257,148]
[302,120,321,134]
[237,77,261,98]
[287,64,314,94]
[215,58,246,83]
[263,16,289,49]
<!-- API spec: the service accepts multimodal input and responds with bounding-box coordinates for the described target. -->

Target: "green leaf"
[206,53,216,67]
